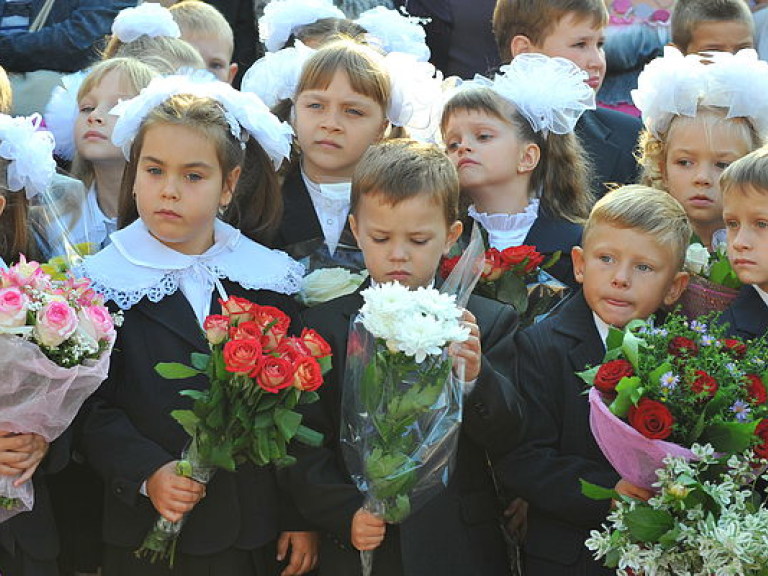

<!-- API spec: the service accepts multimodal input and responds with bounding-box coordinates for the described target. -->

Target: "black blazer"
[718,285,768,340]
[575,107,642,198]
[494,290,618,576]
[81,281,304,555]
[289,286,524,576]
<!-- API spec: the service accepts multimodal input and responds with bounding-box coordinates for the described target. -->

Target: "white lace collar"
[78,219,304,310]
[468,199,540,250]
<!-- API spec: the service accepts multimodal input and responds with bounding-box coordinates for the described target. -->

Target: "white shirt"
[754,285,768,310]
[592,312,611,350]
[68,185,118,251]
[468,199,540,250]
[302,170,351,256]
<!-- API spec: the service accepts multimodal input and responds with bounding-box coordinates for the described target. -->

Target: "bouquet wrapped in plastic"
[579,314,768,490]
[136,296,331,565]
[0,257,119,521]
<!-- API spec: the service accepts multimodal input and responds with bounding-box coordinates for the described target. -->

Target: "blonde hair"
[441,86,593,223]
[721,146,768,199]
[638,106,762,190]
[169,0,234,58]
[492,0,608,63]
[71,58,157,188]
[117,93,282,244]
[671,0,753,54]
[0,66,11,115]
[351,139,459,226]
[584,184,692,269]
[103,35,205,73]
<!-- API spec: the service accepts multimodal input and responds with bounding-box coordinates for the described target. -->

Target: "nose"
[694,165,714,186]
[320,107,342,131]
[160,176,180,200]
[388,241,408,262]
[585,45,605,74]
[731,226,751,251]
[611,264,631,288]
[87,106,104,125]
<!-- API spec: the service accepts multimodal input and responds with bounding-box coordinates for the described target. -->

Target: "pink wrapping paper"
[588,388,698,490]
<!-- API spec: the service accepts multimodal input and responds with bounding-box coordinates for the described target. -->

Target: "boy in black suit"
[719,148,768,340]
[492,0,642,198]
[289,138,524,576]
[495,185,690,576]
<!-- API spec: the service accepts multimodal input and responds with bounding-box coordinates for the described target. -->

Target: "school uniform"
[288,281,524,576]
[575,107,642,198]
[494,290,619,576]
[78,220,306,575]
[718,284,768,340]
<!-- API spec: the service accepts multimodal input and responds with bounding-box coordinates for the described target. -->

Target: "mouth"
[387,271,411,281]
[732,258,755,266]
[688,195,714,207]
[316,139,341,149]
[457,158,478,168]
[604,298,631,308]
[586,76,601,89]
[156,209,181,219]
[83,130,106,140]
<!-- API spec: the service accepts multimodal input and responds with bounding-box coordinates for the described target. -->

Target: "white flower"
[298,267,368,307]
[684,242,710,275]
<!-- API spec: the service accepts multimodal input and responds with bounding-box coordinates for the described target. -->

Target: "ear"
[517,142,540,174]
[663,270,689,307]
[510,35,534,59]
[0,194,6,218]
[444,220,463,255]
[377,119,389,142]
[221,165,241,208]
[227,63,238,85]
[349,213,360,243]
[571,246,585,285]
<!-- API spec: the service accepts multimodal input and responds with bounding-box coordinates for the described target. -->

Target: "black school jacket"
[81,281,305,554]
[289,285,524,576]
[718,284,768,341]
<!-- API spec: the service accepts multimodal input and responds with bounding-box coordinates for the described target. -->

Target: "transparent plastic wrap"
[282,237,366,274]
[0,333,111,521]
[523,269,570,327]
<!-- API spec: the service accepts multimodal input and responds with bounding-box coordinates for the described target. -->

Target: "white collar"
[753,285,768,309]
[592,312,611,350]
[468,199,540,250]
[78,219,304,310]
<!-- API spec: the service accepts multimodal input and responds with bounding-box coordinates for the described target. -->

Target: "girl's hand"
[351,508,386,551]
[0,432,49,484]
[449,310,481,382]
[276,531,319,576]
[146,461,206,523]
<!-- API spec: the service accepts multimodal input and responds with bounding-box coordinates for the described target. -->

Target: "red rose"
[293,356,323,391]
[668,336,698,358]
[523,251,545,274]
[219,296,255,325]
[723,338,747,358]
[499,245,533,267]
[754,419,768,459]
[690,370,718,399]
[746,374,768,405]
[594,359,634,395]
[275,338,310,364]
[251,305,291,350]
[440,255,461,279]
[482,249,505,282]
[223,338,263,374]
[300,328,332,359]
[203,314,230,345]
[255,356,295,393]
[628,397,674,440]
[229,320,263,341]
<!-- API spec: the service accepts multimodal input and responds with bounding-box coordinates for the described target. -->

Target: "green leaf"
[657,526,681,549]
[360,359,383,413]
[317,355,332,374]
[299,390,320,405]
[702,421,759,453]
[190,353,211,371]
[605,326,624,353]
[622,331,642,371]
[577,365,599,387]
[624,508,676,543]
[294,424,324,447]
[253,412,273,429]
[496,273,528,313]
[580,479,619,501]
[207,444,236,472]
[274,408,302,440]
[170,410,200,437]
[155,362,200,379]
[178,389,208,402]
[609,376,642,418]
[541,250,561,270]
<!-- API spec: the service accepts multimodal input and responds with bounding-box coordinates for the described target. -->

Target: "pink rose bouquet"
[0,256,119,520]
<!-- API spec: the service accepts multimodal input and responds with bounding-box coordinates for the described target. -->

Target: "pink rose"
[1,255,48,290]
[0,287,29,328]
[81,305,115,343]
[35,300,78,347]
[203,314,230,345]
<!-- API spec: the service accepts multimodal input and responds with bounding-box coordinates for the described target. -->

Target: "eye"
[636,263,653,272]
[757,220,768,229]
[599,254,613,264]
[715,161,731,170]
[305,102,322,110]
[346,107,364,117]
[411,238,429,245]
[573,41,587,48]
[146,167,162,176]
[445,141,460,152]
[675,159,693,167]
[477,132,493,142]
[210,62,225,70]
[597,40,605,49]
[186,172,203,182]
[725,219,739,229]
[371,236,388,244]
[79,105,94,114]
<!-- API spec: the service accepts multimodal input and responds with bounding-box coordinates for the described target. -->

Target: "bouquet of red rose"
[136,296,331,565]
[0,256,119,521]
[579,314,768,490]
[441,243,565,327]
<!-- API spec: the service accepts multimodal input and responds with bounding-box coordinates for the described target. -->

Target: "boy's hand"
[146,461,206,522]
[351,508,386,551]
[0,432,49,484]
[276,531,319,576]
[449,310,481,382]
[614,478,653,505]
[503,497,528,543]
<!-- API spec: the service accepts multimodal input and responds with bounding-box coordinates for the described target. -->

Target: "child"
[170,0,239,84]
[719,147,768,340]
[495,185,690,576]
[491,0,642,197]
[78,77,318,575]
[441,52,595,287]
[68,58,157,251]
[289,138,525,576]
[634,48,766,250]
[0,114,70,576]
[671,0,754,55]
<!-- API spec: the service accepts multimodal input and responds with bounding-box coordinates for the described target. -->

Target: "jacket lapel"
[281,168,323,242]
[133,290,209,353]
[731,285,768,339]
[554,291,604,375]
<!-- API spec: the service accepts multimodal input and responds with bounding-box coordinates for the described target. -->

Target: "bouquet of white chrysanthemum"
[341,281,469,576]
[585,444,768,576]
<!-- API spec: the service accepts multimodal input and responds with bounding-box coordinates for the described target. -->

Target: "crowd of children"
[1,0,768,575]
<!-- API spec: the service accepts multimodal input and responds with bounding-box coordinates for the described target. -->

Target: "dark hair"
[671,0,754,53]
